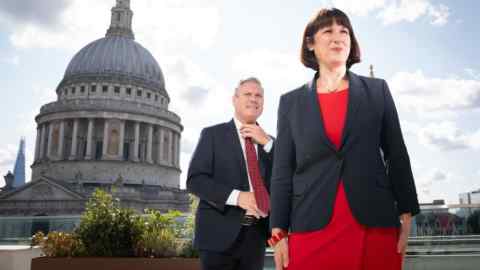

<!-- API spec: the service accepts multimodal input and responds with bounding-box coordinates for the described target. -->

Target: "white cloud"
[331,0,450,26]
[0,55,20,66]
[332,0,386,16]
[388,70,480,114]
[417,121,480,151]
[6,0,221,55]
[416,168,451,201]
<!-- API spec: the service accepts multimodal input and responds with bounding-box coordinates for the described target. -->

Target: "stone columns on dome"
[69,119,79,160]
[119,120,125,160]
[34,126,41,161]
[157,127,164,165]
[58,120,65,159]
[175,133,180,167]
[132,121,140,162]
[167,129,173,165]
[85,118,94,160]
[46,122,54,158]
[39,124,46,160]
[102,119,110,159]
[146,124,153,163]
[172,132,178,167]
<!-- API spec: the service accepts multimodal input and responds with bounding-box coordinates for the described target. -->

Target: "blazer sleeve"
[270,95,296,230]
[380,80,420,216]
[186,128,233,212]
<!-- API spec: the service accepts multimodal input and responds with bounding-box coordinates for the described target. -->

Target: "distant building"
[12,137,26,188]
[459,189,480,205]
[419,199,449,214]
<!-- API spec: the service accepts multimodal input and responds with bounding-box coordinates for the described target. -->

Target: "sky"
[0,0,479,204]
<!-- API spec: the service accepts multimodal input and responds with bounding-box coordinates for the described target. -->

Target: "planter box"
[31,257,200,270]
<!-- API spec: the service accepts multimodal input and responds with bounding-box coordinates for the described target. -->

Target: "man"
[187,77,274,270]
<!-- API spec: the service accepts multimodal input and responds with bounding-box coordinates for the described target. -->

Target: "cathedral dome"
[63,36,165,91]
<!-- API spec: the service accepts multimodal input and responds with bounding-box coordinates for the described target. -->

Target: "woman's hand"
[272,229,289,270]
[397,213,412,256]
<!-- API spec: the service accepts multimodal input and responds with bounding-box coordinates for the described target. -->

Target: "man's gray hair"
[235,77,264,94]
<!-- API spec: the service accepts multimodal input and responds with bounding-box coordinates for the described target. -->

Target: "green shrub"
[75,189,143,257]
[31,188,199,258]
[31,231,85,257]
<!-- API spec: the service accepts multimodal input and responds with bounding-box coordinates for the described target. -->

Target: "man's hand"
[240,124,270,145]
[237,191,261,218]
[397,213,412,256]
[272,228,289,270]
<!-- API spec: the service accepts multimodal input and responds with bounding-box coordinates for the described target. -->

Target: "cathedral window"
[91,85,97,93]
[147,92,151,99]
[102,85,108,93]
[80,86,85,93]
[137,90,142,97]
[114,86,120,94]
[126,88,132,95]
[71,87,76,94]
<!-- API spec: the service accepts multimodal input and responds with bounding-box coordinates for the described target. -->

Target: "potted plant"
[31,189,200,270]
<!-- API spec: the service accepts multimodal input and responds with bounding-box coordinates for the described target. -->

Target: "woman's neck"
[316,64,347,93]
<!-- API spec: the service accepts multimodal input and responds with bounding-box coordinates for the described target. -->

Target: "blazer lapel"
[306,73,337,152]
[339,71,364,150]
[227,120,249,189]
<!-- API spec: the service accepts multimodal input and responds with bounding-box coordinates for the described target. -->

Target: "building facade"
[0,0,189,216]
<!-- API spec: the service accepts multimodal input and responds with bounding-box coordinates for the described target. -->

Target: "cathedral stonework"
[0,0,189,216]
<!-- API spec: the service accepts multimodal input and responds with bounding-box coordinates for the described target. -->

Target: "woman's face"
[308,21,351,68]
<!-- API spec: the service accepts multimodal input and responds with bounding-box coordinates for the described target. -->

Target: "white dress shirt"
[226,117,273,206]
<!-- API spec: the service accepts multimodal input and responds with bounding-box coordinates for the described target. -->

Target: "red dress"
[287,89,402,270]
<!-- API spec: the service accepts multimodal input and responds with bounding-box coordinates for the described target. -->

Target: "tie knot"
[245,137,253,144]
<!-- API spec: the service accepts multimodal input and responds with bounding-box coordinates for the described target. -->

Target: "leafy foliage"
[75,189,143,257]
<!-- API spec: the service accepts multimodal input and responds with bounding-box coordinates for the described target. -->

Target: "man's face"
[232,81,264,124]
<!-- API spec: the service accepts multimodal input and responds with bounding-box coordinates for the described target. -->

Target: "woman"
[269,8,420,270]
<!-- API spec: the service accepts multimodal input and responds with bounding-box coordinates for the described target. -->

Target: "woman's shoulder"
[351,72,387,90]
[281,83,310,100]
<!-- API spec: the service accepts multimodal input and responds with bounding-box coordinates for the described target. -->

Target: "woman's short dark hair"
[300,8,361,70]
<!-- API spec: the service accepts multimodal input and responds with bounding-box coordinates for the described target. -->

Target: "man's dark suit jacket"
[187,120,273,252]
[270,71,420,233]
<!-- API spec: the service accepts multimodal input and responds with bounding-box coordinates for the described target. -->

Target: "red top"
[317,89,349,149]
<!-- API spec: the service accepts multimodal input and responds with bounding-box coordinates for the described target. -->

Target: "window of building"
[102,85,108,93]
[114,86,120,94]
[80,86,85,93]
[137,90,142,97]
[155,94,158,101]
[64,89,68,96]
[71,87,76,94]
[91,85,97,93]
[126,88,132,95]
[147,92,151,99]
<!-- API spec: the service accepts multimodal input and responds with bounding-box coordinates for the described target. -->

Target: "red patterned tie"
[244,137,270,214]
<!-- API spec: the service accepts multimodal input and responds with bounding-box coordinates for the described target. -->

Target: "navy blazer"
[187,120,273,251]
[270,71,420,233]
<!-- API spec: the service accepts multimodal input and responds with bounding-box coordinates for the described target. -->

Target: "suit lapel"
[339,71,364,150]
[306,74,337,152]
[226,120,249,189]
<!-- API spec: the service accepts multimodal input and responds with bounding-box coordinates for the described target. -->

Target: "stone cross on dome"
[106,0,135,39]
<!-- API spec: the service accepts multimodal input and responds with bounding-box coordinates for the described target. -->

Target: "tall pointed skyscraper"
[13,137,26,187]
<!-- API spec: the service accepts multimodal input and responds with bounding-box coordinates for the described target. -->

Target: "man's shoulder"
[201,121,232,135]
